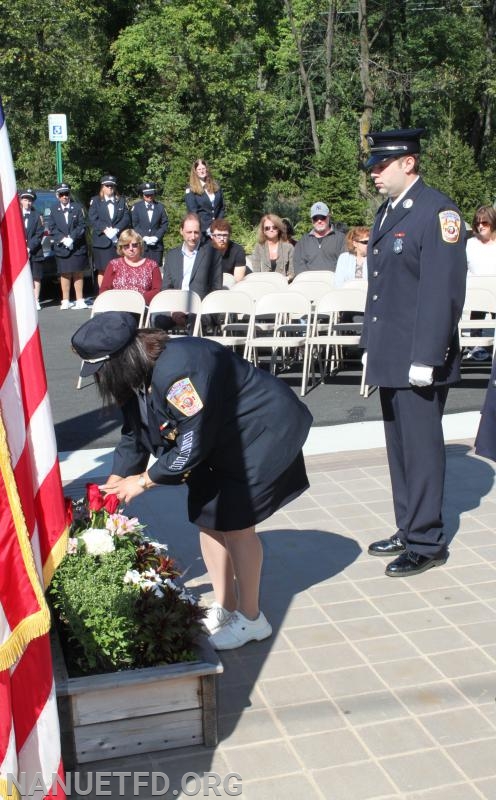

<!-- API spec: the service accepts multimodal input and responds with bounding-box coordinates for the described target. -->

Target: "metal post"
[55,141,63,183]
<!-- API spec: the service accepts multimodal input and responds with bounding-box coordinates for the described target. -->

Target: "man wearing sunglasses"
[361,128,467,577]
[293,201,346,275]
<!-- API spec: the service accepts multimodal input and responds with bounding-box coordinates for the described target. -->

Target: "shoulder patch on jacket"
[438,210,461,244]
[166,378,203,416]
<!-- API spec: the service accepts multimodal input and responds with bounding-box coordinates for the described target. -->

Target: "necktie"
[146,203,153,210]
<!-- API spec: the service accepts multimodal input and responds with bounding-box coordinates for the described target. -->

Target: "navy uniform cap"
[20,188,37,200]
[139,181,157,195]
[56,182,71,194]
[364,128,426,169]
[100,174,118,186]
[71,311,138,377]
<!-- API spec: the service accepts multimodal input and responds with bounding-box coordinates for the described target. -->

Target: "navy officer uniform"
[361,128,467,576]
[88,174,131,273]
[71,313,312,532]
[474,364,496,460]
[19,188,45,278]
[47,182,88,268]
[131,181,169,266]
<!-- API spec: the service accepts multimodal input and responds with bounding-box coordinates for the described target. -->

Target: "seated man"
[294,201,346,274]
[209,218,247,282]
[161,213,222,331]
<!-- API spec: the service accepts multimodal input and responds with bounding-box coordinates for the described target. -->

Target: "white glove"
[104,227,119,240]
[361,351,367,366]
[142,236,152,245]
[61,236,73,249]
[409,363,433,387]
[148,236,158,245]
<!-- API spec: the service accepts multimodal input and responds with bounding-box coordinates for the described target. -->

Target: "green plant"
[48,484,205,676]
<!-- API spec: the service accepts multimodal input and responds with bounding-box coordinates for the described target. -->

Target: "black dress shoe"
[368,534,406,557]
[385,550,448,577]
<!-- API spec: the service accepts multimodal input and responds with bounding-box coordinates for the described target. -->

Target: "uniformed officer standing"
[361,128,467,576]
[88,175,131,286]
[48,182,90,310]
[131,182,169,267]
[19,188,45,310]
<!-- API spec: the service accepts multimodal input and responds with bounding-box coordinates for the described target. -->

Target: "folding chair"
[242,271,289,288]
[197,290,254,355]
[245,291,312,395]
[459,285,496,366]
[76,290,146,389]
[222,273,236,289]
[302,289,367,396]
[145,290,202,335]
[292,270,335,288]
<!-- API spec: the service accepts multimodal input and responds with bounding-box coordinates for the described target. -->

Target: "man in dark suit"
[19,188,45,310]
[361,128,467,577]
[162,213,222,299]
[131,181,169,266]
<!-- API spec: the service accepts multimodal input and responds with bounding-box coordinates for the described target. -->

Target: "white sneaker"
[60,300,74,310]
[71,299,89,310]
[209,611,272,651]
[203,603,233,634]
[35,300,41,311]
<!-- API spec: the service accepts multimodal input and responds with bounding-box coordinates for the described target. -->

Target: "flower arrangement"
[48,483,205,677]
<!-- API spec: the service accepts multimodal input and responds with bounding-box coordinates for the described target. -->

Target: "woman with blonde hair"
[334,225,370,288]
[185,159,225,239]
[251,214,294,280]
[99,229,162,305]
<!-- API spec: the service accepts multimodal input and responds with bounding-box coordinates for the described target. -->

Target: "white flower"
[67,537,78,555]
[123,569,141,585]
[149,541,168,553]
[80,528,115,556]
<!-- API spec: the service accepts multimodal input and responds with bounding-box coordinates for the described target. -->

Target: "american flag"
[0,100,68,798]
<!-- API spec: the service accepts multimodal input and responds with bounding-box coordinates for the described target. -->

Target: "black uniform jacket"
[131,200,169,255]
[360,179,467,388]
[475,362,496,460]
[162,244,222,299]
[184,187,225,233]
[88,196,131,250]
[23,209,44,260]
[112,337,313,490]
[47,202,88,258]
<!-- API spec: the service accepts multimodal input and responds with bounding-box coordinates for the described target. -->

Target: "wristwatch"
[138,473,150,490]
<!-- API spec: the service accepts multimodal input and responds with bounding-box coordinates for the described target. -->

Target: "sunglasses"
[58,192,69,197]
[264,225,278,231]
[123,242,140,249]
[312,215,327,222]
[355,239,369,244]
[477,221,490,227]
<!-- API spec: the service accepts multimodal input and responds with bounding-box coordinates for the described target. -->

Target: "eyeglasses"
[123,243,140,249]
[312,215,327,222]
[212,233,229,238]
[477,221,490,227]
[264,225,278,231]
[354,239,369,244]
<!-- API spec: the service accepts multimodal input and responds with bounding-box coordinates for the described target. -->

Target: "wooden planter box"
[52,632,223,766]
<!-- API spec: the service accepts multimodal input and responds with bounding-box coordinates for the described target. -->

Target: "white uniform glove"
[361,351,367,366]
[148,236,158,245]
[142,236,152,245]
[409,363,433,387]
[61,236,73,249]
[104,227,119,241]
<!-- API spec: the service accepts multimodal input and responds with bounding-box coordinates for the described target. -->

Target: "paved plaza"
[64,439,496,800]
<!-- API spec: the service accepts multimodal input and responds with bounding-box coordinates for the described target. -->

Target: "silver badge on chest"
[393,238,403,254]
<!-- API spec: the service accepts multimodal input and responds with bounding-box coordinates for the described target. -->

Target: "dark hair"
[472,205,496,239]
[95,329,168,406]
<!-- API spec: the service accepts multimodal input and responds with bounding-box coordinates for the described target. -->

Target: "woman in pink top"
[99,229,162,305]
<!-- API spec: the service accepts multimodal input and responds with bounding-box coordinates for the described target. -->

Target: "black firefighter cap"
[56,182,71,194]
[139,181,157,195]
[20,188,37,200]
[71,311,138,377]
[364,128,426,170]
[100,174,118,186]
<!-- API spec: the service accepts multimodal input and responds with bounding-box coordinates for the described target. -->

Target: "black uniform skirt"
[187,450,309,532]
[55,252,88,275]
[93,246,117,271]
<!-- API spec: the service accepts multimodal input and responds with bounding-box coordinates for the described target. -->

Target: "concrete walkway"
[64,431,496,800]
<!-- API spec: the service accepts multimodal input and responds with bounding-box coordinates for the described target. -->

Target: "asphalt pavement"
[37,296,492,453]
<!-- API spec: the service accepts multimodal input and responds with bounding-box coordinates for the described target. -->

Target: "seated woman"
[334,226,370,288]
[99,229,162,305]
[251,214,294,280]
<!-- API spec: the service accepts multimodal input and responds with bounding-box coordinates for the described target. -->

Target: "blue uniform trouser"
[380,385,449,557]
